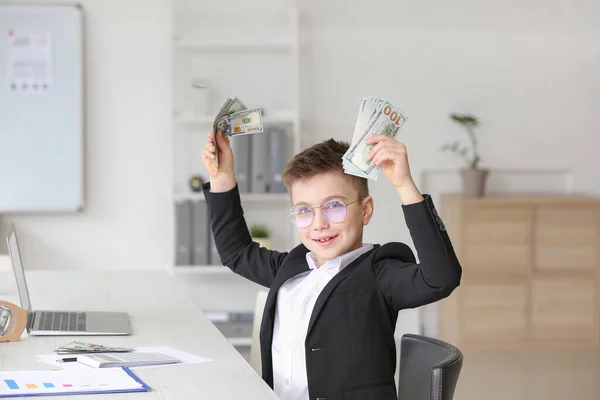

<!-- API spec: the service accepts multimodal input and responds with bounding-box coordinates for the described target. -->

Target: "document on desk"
[37,346,212,372]
[0,367,149,397]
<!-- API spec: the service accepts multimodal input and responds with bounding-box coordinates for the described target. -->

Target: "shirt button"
[284,378,290,386]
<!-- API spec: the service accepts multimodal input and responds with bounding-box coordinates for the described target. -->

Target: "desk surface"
[0,270,277,400]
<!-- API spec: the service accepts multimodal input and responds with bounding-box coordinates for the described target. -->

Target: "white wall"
[2,0,599,309]
[0,0,172,270]
[299,1,600,248]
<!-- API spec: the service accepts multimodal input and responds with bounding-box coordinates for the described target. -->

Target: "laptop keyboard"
[38,311,87,332]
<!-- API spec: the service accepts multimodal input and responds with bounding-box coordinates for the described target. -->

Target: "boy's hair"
[282,139,369,198]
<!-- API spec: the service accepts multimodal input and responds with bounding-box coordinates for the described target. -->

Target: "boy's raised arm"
[365,134,462,311]
[201,131,289,287]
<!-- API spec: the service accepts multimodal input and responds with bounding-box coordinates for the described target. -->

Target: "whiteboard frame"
[0,2,85,213]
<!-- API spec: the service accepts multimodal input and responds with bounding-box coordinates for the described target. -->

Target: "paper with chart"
[0,368,147,396]
[342,95,407,181]
[6,30,53,93]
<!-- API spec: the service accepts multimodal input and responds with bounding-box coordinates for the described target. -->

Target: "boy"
[201,130,462,400]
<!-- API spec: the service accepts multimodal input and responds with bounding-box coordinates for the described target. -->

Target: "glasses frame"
[288,197,364,228]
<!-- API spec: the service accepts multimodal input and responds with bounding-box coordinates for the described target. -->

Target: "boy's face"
[289,171,374,267]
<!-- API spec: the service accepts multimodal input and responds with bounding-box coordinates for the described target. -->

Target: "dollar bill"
[342,96,407,180]
[219,108,263,136]
[54,341,133,354]
[212,97,249,167]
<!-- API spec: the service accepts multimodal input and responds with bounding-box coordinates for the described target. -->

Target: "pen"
[57,357,78,362]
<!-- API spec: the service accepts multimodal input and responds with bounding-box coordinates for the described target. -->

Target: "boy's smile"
[290,172,374,267]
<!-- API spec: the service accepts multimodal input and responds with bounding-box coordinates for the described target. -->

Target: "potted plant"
[441,113,489,197]
[250,224,271,249]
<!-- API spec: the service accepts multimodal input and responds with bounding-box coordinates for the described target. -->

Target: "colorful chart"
[0,368,148,397]
[3,379,110,390]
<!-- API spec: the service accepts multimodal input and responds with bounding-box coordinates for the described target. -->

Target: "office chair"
[397,334,463,400]
[250,290,268,375]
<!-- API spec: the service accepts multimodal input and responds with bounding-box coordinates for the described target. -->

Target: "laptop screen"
[6,225,32,315]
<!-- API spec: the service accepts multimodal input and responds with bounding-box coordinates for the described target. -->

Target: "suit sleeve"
[373,194,462,311]
[202,182,289,288]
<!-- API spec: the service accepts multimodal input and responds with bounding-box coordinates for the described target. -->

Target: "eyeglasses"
[288,198,363,228]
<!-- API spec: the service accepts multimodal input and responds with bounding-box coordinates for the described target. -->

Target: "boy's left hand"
[366,135,414,188]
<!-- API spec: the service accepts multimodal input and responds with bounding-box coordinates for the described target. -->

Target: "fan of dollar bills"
[342,96,407,181]
[212,97,264,167]
[54,341,133,354]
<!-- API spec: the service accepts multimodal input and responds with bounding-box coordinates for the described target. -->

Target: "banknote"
[212,97,247,167]
[54,341,133,354]
[219,108,263,136]
[342,96,407,180]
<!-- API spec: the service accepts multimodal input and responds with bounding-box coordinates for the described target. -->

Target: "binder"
[174,200,192,265]
[191,200,208,265]
[268,127,287,193]
[230,134,251,193]
[250,132,269,193]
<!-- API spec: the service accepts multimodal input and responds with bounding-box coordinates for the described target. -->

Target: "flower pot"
[253,237,272,249]
[460,168,489,197]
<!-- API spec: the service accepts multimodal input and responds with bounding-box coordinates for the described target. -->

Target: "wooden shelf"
[173,265,231,274]
[174,111,295,125]
[174,37,293,52]
[173,191,289,202]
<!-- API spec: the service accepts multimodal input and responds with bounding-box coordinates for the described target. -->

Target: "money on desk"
[342,95,407,181]
[212,97,264,167]
[54,341,133,354]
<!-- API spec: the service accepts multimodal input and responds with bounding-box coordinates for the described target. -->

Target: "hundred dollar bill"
[344,100,407,177]
[55,341,133,354]
[212,97,248,167]
[219,108,264,136]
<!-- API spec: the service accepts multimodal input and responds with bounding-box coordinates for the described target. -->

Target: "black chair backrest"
[398,334,463,400]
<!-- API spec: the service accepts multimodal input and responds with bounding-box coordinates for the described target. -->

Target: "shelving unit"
[170,5,302,274]
[173,37,294,52]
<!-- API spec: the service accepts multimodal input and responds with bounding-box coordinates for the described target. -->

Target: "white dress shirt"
[271,244,374,400]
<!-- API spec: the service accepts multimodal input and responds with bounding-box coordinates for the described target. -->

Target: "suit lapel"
[261,246,310,340]
[306,249,374,337]
[260,248,310,386]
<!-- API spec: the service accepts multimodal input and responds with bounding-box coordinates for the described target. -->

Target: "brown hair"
[282,139,369,198]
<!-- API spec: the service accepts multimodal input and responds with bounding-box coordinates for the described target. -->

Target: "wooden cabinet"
[437,195,600,349]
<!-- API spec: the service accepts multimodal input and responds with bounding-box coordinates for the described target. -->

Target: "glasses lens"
[289,205,313,228]
[323,200,347,223]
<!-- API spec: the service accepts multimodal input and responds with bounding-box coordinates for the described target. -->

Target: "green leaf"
[450,113,478,127]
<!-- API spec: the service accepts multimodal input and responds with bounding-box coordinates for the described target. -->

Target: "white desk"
[0,270,278,399]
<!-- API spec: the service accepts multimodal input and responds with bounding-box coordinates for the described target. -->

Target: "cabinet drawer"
[531,274,598,341]
[534,207,598,271]
[463,206,532,274]
[460,278,528,343]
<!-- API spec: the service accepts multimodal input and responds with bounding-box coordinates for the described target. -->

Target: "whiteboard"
[0,3,84,213]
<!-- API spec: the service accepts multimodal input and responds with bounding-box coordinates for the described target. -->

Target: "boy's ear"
[361,196,374,225]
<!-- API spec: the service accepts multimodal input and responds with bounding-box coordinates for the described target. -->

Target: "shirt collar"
[306,243,374,271]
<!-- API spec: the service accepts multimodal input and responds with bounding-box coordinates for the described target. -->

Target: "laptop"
[6,224,132,336]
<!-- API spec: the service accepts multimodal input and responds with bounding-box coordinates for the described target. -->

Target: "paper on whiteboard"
[6,30,53,94]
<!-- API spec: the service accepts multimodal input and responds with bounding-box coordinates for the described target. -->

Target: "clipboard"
[0,367,151,397]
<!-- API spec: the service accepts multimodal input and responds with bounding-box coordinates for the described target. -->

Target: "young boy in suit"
[201,130,462,400]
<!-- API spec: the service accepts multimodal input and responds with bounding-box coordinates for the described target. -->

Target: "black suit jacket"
[202,183,462,400]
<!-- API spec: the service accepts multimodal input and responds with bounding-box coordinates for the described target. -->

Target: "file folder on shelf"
[175,200,192,265]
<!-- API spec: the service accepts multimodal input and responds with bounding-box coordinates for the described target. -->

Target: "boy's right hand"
[202,130,237,192]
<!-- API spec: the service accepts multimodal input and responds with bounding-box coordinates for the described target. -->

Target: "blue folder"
[0,367,151,398]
